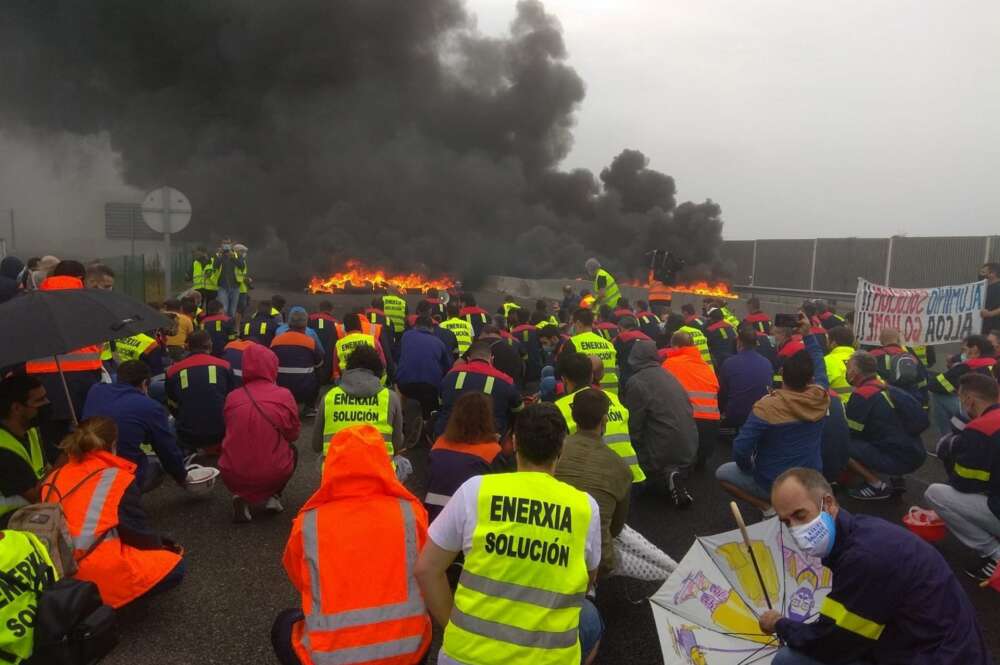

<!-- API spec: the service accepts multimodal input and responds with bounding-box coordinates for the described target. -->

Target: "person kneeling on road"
[272,425,432,665]
[844,351,928,501]
[42,417,185,609]
[415,403,604,665]
[716,322,829,518]
[761,467,991,665]
[925,372,1000,585]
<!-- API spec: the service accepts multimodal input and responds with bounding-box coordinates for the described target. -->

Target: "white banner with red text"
[853,278,986,347]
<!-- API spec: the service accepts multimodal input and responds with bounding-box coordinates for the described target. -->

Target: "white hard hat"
[233,243,248,252]
[185,464,220,496]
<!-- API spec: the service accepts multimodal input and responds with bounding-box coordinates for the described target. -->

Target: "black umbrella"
[0,288,175,421]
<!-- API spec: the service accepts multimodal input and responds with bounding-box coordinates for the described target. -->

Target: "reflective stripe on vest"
[818,597,885,641]
[73,468,121,550]
[442,473,591,664]
[322,387,393,456]
[954,463,991,482]
[441,318,474,354]
[335,334,376,374]
[555,389,645,483]
[0,427,45,518]
[26,347,103,373]
[300,499,424,641]
[454,371,497,396]
[594,268,621,309]
[571,331,619,394]
[687,390,721,419]
[278,367,315,375]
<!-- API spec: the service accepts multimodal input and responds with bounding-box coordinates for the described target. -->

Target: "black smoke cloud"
[0,0,726,284]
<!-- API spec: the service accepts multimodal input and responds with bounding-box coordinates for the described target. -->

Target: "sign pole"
[162,185,173,297]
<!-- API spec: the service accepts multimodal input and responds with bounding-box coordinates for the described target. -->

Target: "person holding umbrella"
[761,467,991,665]
[24,260,104,459]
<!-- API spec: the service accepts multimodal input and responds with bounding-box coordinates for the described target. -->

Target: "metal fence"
[721,235,1000,296]
[102,249,194,303]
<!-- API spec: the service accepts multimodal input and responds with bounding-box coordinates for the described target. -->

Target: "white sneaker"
[264,495,284,513]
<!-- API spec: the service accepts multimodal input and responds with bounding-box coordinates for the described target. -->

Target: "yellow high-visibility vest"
[322,386,392,457]
[441,472,592,665]
[555,389,645,483]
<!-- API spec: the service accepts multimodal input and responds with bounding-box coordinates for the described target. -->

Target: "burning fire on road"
[623,279,740,300]
[308,260,456,295]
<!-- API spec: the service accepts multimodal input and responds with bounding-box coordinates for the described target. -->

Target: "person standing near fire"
[585,258,621,311]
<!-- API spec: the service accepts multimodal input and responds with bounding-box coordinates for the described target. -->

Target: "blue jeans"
[930,392,961,436]
[773,647,869,665]
[715,461,771,501]
[217,286,240,319]
[847,437,926,477]
[579,598,604,659]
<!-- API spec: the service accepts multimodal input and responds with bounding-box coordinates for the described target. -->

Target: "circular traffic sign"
[141,186,192,233]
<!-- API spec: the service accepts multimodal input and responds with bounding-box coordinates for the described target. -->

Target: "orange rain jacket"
[283,425,432,665]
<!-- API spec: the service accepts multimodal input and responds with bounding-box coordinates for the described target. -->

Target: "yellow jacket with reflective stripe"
[0,529,57,663]
[322,386,393,457]
[440,318,474,355]
[442,472,592,665]
[825,345,855,404]
[555,388,645,483]
[0,428,45,519]
[571,330,619,394]
[593,268,621,309]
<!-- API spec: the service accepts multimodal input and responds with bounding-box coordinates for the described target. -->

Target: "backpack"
[886,351,921,388]
[7,467,106,579]
[886,385,930,436]
[0,559,118,665]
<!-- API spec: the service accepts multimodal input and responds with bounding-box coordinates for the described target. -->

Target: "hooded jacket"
[0,256,24,303]
[311,368,404,455]
[283,426,431,665]
[219,343,299,504]
[622,340,698,476]
[732,334,830,490]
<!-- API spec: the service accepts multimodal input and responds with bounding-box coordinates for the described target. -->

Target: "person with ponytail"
[42,417,185,608]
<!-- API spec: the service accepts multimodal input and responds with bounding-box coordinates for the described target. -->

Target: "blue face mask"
[960,353,969,362]
[790,510,837,559]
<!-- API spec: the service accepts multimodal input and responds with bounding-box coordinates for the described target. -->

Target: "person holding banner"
[927,335,997,436]
[978,262,1000,335]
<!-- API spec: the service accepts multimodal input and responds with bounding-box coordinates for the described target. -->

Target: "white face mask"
[789,509,837,559]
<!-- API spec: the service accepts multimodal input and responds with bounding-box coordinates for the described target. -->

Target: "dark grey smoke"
[0,0,726,284]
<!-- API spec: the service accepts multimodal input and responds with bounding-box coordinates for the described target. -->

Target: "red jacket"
[219,343,300,503]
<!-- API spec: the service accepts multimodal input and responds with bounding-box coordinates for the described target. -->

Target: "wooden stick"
[730,501,773,610]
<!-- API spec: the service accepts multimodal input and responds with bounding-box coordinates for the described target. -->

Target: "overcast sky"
[473,0,1000,240]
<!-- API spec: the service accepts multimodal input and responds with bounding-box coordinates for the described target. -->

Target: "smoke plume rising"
[0,0,726,284]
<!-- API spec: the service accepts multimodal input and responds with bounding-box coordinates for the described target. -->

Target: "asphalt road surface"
[106,414,999,665]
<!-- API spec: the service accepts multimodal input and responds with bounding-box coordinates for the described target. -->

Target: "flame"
[623,278,739,300]
[308,260,455,294]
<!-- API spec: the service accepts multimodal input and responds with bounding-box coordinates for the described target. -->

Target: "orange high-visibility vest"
[284,425,431,665]
[662,345,721,421]
[359,318,383,341]
[26,276,103,373]
[42,450,181,608]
